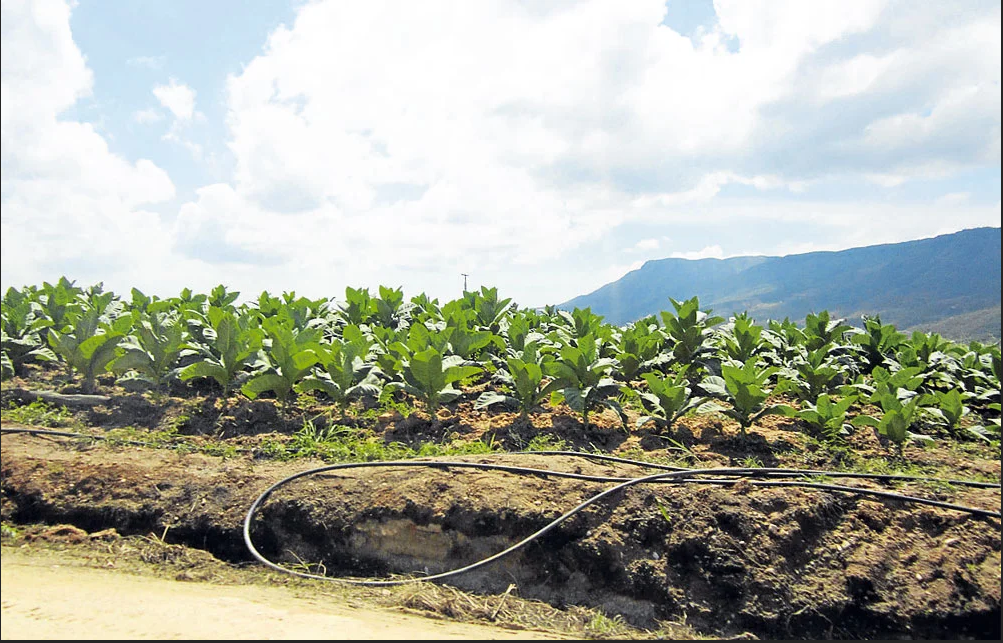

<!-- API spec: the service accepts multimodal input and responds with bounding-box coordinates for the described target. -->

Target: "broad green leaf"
[242,373,290,400]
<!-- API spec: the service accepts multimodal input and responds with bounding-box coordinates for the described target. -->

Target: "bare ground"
[1,542,570,640]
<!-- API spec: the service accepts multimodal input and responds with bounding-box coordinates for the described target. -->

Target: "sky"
[1,0,1000,309]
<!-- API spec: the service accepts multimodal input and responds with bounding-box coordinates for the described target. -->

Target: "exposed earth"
[1,543,569,640]
[1,374,1001,640]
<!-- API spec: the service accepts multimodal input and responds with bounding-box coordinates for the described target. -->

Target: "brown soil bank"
[2,428,999,640]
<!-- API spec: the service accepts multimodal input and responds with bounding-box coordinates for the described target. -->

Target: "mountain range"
[559,226,1001,343]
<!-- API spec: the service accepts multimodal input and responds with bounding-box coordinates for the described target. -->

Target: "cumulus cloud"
[1,0,176,291]
[207,0,997,269]
[151,77,205,161]
[132,107,162,124]
[152,78,196,121]
[671,245,726,261]
[631,238,661,252]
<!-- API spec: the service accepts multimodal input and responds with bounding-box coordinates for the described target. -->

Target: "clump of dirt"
[1,379,1001,640]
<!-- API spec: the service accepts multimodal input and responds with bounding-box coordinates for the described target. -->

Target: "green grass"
[525,433,569,452]
[1,399,83,429]
[256,418,502,463]
[0,523,20,541]
[584,612,633,638]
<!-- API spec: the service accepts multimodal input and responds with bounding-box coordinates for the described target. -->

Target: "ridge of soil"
[1,378,1001,640]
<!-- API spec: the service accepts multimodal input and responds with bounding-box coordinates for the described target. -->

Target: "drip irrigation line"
[241,459,1002,587]
[0,426,166,449]
[521,450,1003,488]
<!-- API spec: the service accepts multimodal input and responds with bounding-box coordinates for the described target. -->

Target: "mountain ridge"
[559,226,1002,342]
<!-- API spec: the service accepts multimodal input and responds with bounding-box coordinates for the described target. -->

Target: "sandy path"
[1,548,565,640]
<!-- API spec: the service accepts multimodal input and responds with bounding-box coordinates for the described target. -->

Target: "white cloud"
[631,172,801,208]
[151,77,206,161]
[152,78,196,121]
[935,192,971,205]
[631,238,660,252]
[132,108,162,124]
[670,245,726,261]
[1,0,176,291]
[127,55,165,70]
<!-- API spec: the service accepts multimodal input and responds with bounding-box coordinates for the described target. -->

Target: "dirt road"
[1,547,566,640]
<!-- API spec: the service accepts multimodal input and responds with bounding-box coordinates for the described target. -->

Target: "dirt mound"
[2,425,999,640]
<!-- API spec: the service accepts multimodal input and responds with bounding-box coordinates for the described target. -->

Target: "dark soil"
[1,374,1000,640]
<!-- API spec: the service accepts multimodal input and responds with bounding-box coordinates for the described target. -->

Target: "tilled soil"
[2,402,1001,640]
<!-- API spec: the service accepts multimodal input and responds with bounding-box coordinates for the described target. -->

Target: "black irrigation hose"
[241,459,1002,587]
[3,425,1001,588]
[0,426,169,449]
[520,449,1003,488]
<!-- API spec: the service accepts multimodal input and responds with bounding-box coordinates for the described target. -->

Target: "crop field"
[2,277,1001,639]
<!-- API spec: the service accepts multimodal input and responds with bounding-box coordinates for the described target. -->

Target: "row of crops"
[2,277,1000,454]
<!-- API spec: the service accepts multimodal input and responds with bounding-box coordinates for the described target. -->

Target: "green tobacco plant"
[802,310,853,351]
[851,314,907,373]
[762,317,805,365]
[409,292,441,322]
[208,284,241,310]
[378,322,451,376]
[37,277,83,334]
[179,307,267,399]
[543,333,624,429]
[920,389,990,442]
[789,393,857,443]
[172,286,209,311]
[111,310,191,391]
[373,285,411,330]
[128,287,170,314]
[552,307,611,344]
[442,306,498,362]
[660,296,724,377]
[255,290,332,333]
[613,319,666,383]
[389,347,482,417]
[901,330,952,366]
[499,310,550,361]
[337,286,375,326]
[367,324,410,378]
[700,357,792,440]
[475,344,558,419]
[80,284,126,321]
[634,369,707,436]
[167,288,212,342]
[849,365,926,404]
[986,402,1001,440]
[48,306,131,393]
[851,393,934,457]
[942,345,1001,405]
[296,327,383,416]
[775,344,846,401]
[241,314,323,405]
[717,314,766,364]
[462,286,513,332]
[1,286,56,378]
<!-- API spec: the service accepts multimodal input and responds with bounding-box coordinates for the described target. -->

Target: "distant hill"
[559,227,1002,343]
